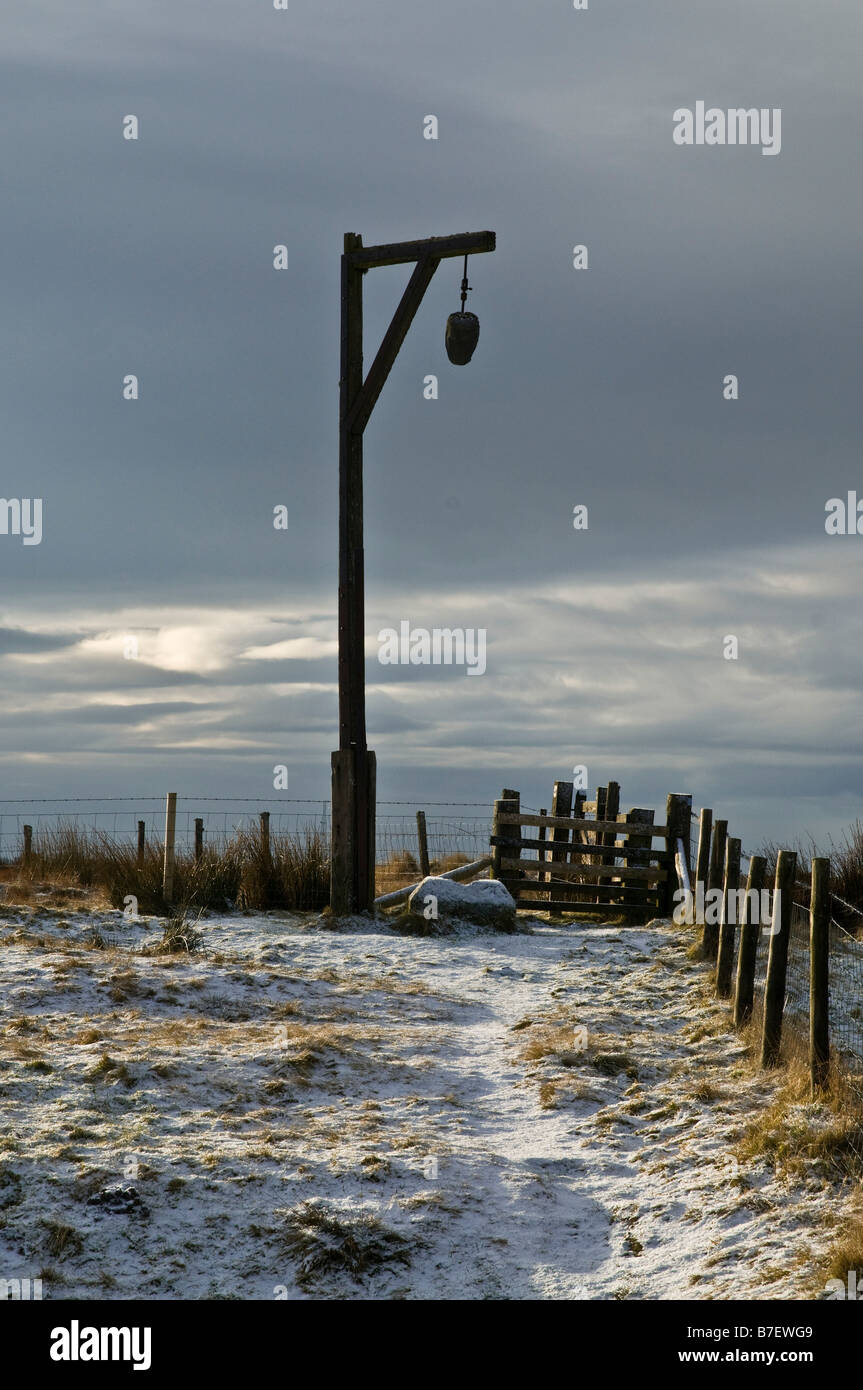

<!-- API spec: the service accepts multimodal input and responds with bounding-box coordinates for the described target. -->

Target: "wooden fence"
[672,808,833,1097]
[489,781,692,921]
[488,782,839,1096]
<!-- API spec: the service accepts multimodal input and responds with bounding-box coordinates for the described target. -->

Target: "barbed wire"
[0,796,493,807]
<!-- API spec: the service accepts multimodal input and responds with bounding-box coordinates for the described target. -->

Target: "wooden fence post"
[733,854,765,1027]
[549,780,573,913]
[703,819,728,958]
[622,809,654,918]
[366,752,377,908]
[330,748,376,914]
[162,792,177,905]
[572,790,586,843]
[600,781,620,903]
[716,837,742,998]
[194,818,204,862]
[695,809,713,924]
[810,856,830,1094]
[491,790,521,890]
[594,787,607,903]
[260,810,271,862]
[137,820,146,868]
[22,824,32,870]
[537,809,548,902]
[416,810,431,878]
[663,793,692,916]
[760,849,797,1067]
[568,789,586,900]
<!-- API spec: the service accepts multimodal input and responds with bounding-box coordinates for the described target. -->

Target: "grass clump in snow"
[519,1024,580,1063]
[736,1061,863,1182]
[691,1081,723,1104]
[86,1054,136,1088]
[152,912,204,955]
[42,1219,84,1259]
[823,1207,863,1287]
[0,1165,23,1208]
[591,1051,638,1079]
[280,1201,416,1291]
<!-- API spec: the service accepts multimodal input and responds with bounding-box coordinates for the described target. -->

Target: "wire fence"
[747,903,863,1094]
[0,799,493,868]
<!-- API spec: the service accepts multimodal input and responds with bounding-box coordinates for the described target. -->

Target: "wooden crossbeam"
[348,230,496,269]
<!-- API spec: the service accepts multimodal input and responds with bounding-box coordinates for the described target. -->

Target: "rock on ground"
[406,876,516,932]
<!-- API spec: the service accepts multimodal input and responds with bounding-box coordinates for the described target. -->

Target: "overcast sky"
[1,0,861,852]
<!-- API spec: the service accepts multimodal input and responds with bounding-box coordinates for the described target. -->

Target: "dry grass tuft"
[519,1024,582,1063]
[280,1201,415,1291]
[591,1051,638,1079]
[691,1081,723,1104]
[86,1054,136,1088]
[42,1219,84,1259]
[539,1081,557,1110]
[736,1059,863,1181]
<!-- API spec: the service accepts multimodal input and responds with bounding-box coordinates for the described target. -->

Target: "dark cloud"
[0,1,860,849]
[0,627,79,655]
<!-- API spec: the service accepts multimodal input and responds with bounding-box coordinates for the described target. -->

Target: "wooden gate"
[489,783,691,923]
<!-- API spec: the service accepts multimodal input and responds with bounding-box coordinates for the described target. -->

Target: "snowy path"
[0,908,837,1299]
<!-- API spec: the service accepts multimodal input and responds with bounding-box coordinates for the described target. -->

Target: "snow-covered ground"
[0,905,841,1300]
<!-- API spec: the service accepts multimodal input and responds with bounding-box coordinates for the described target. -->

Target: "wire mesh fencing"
[745,898,863,1091]
[748,900,811,1064]
[0,802,492,861]
[0,798,494,908]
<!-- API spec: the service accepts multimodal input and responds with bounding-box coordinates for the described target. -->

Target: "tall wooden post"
[537,808,549,903]
[549,780,573,916]
[716,836,741,998]
[22,824,32,870]
[329,230,495,916]
[259,811,271,861]
[623,809,653,919]
[490,791,520,896]
[703,818,728,958]
[694,808,712,923]
[594,787,607,903]
[810,856,830,1094]
[162,792,177,905]
[416,811,431,878]
[137,820,146,868]
[194,818,204,862]
[733,854,765,1027]
[760,849,796,1067]
[331,232,371,916]
[600,781,620,904]
[662,793,692,917]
